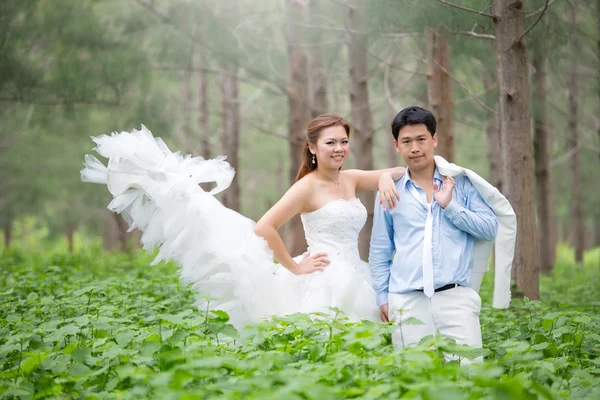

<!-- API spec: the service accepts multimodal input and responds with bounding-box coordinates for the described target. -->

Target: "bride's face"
[310,125,349,170]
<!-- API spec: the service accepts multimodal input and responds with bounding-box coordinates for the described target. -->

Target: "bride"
[81,114,404,327]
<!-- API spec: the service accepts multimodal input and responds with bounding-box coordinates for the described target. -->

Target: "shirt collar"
[433,168,444,183]
[404,167,444,189]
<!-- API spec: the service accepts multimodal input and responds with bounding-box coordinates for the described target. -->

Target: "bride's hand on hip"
[295,252,330,275]
[378,172,400,210]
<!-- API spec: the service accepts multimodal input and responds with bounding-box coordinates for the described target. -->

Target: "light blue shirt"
[369,168,498,307]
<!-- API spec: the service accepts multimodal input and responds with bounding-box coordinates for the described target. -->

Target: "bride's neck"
[315,167,340,182]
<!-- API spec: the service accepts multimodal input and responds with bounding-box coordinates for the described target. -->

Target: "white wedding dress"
[81,126,379,327]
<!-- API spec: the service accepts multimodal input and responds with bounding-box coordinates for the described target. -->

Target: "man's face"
[394,123,437,172]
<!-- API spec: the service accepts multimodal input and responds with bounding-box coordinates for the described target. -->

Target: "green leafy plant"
[1,246,599,399]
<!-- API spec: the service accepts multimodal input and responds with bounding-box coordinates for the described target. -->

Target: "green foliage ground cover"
[1,245,599,399]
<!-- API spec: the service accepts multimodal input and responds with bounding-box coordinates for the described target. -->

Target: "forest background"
[1,0,599,299]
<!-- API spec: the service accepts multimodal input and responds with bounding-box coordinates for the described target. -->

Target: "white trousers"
[388,286,483,363]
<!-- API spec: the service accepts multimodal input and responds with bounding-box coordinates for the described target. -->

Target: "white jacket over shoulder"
[434,156,516,309]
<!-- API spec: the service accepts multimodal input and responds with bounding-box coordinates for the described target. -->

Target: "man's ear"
[432,133,438,148]
[394,139,400,153]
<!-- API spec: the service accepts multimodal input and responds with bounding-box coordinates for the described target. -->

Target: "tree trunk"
[220,63,241,212]
[425,28,455,162]
[346,0,375,260]
[114,213,129,254]
[66,223,76,254]
[532,45,557,272]
[287,0,310,256]
[103,213,117,251]
[483,69,502,275]
[182,61,194,154]
[568,5,584,263]
[130,229,142,250]
[597,0,600,250]
[382,105,403,168]
[3,216,12,248]
[308,0,328,118]
[276,156,291,248]
[493,0,538,299]
[561,217,571,246]
[595,219,600,249]
[483,69,503,193]
[387,138,398,168]
[198,54,210,159]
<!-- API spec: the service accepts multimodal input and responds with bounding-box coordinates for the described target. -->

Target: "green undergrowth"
[1,245,599,399]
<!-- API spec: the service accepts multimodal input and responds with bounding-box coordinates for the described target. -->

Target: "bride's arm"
[344,167,405,209]
[254,180,329,275]
[346,167,405,192]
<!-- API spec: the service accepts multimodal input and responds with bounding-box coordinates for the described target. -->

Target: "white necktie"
[422,202,434,297]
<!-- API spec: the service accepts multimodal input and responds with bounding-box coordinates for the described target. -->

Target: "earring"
[312,154,316,164]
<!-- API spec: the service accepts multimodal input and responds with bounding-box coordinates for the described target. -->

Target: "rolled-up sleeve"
[369,193,395,307]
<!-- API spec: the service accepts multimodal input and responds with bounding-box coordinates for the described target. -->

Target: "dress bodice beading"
[300,198,366,265]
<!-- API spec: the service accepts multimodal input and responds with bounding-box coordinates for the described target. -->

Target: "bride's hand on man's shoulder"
[378,172,400,210]
[294,252,330,275]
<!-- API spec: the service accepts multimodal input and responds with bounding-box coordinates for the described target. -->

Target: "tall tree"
[2,210,12,249]
[598,0,600,166]
[182,45,195,154]
[198,53,210,159]
[308,0,328,118]
[425,28,455,162]
[597,0,600,248]
[346,0,375,259]
[114,213,130,253]
[220,63,241,212]
[567,3,584,263]
[483,68,503,192]
[532,43,557,272]
[493,0,538,299]
[287,0,310,255]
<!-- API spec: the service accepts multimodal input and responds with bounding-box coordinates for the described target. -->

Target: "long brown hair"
[296,114,352,181]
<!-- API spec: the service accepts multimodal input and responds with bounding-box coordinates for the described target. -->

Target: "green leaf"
[71,347,92,364]
[210,310,230,322]
[116,331,137,347]
[573,315,592,325]
[27,334,45,350]
[531,342,550,351]
[530,381,555,400]
[308,344,326,361]
[219,324,239,338]
[21,353,46,373]
[59,324,80,336]
[6,315,21,323]
[68,362,92,377]
[404,317,426,325]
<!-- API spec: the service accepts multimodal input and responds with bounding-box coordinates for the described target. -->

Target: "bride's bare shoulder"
[287,173,317,197]
[260,174,316,218]
[339,169,360,185]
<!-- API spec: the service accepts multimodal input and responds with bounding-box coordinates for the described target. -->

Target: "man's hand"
[433,176,456,209]
[380,304,389,322]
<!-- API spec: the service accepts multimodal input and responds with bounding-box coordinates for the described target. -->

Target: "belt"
[416,283,460,293]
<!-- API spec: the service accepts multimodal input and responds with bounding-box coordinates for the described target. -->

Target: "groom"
[369,106,498,360]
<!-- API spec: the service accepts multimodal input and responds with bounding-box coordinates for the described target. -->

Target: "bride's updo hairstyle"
[296,114,352,181]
